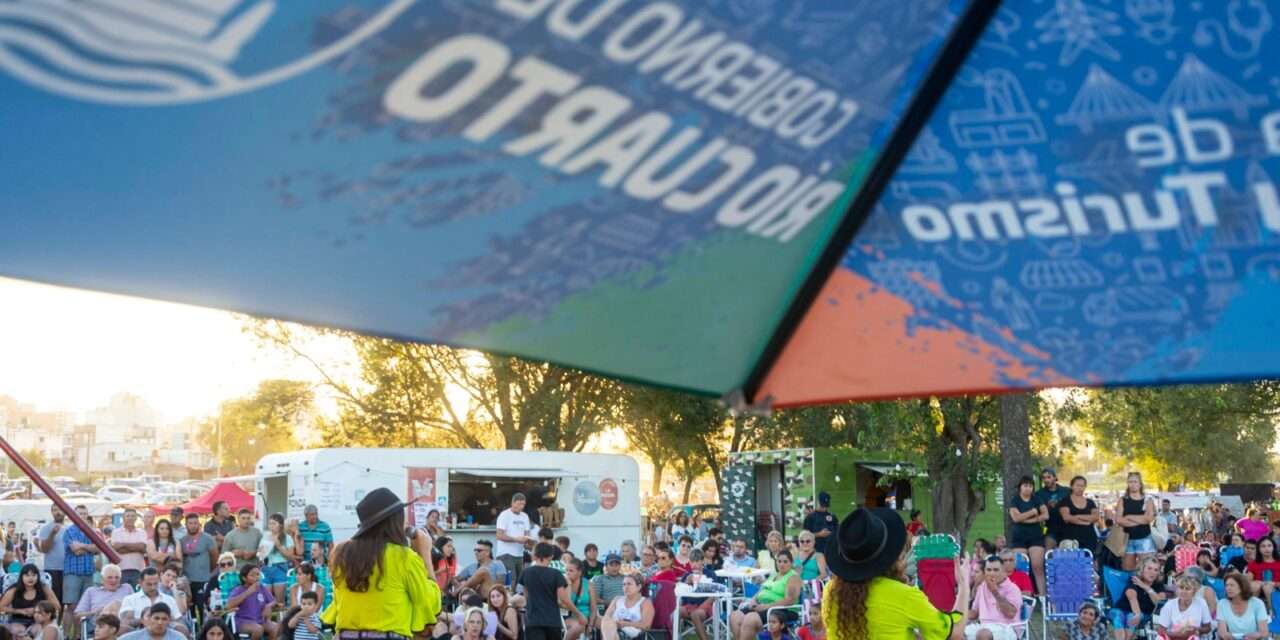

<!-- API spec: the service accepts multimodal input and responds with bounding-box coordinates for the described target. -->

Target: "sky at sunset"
[0,277,348,421]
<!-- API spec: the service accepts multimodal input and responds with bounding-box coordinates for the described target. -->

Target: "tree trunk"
[699,438,724,498]
[999,393,1034,540]
[682,474,695,504]
[651,462,665,496]
[930,458,982,547]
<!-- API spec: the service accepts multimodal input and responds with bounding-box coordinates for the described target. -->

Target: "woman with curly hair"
[822,508,971,640]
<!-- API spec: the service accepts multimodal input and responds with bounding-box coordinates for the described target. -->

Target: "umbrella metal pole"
[0,436,120,563]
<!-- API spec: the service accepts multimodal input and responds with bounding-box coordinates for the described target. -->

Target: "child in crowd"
[28,601,59,640]
[93,614,121,640]
[796,602,824,640]
[286,592,322,640]
[755,610,794,640]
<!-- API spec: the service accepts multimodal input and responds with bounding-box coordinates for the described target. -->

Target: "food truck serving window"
[448,471,564,527]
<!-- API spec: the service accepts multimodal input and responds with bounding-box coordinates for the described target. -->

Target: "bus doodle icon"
[0,0,416,105]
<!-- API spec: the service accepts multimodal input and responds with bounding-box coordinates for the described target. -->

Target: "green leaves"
[1072,382,1280,488]
[198,379,312,474]
[248,318,621,451]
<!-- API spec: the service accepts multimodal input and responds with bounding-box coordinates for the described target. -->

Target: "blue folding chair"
[1101,566,1132,607]
[1205,576,1225,600]
[1015,552,1030,575]
[1270,591,1280,634]
[1220,545,1244,568]
[1042,549,1095,639]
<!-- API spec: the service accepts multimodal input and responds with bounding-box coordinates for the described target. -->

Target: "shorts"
[1010,530,1045,550]
[680,601,715,618]
[63,573,93,604]
[262,562,290,585]
[46,570,63,606]
[1108,610,1148,630]
[1125,536,1156,554]
[524,626,564,640]
[964,624,1017,640]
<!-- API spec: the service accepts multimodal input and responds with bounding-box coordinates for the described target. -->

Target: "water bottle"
[210,587,221,611]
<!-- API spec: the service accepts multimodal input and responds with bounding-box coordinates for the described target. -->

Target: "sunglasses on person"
[799,538,814,545]
[220,561,235,568]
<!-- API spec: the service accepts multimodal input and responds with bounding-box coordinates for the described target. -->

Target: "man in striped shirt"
[298,505,333,564]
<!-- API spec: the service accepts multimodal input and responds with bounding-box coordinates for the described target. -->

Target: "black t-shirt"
[1059,497,1098,547]
[1008,494,1044,538]
[803,510,837,537]
[1033,486,1070,533]
[520,564,568,628]
[1122,577,1166,615]
[204,518,234,539]
[1123,496,1151,539]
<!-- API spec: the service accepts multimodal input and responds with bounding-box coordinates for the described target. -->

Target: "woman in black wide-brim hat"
[821,507,972,640]
[320,488,442,640]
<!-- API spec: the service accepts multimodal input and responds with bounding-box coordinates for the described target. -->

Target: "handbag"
[1104,526,1129,557]
[1151,509,1170,551]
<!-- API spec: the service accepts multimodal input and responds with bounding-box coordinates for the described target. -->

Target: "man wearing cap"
[589,554,626,631]
[822,507,971,640]
[168,508,185,540]
[1033,468,1070,551]
[803,492,838,540]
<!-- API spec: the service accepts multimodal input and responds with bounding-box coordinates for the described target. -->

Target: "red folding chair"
[916,558,958,612]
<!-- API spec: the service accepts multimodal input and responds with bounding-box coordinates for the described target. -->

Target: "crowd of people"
[945,468,1280,639]
[9,474,1280,640]
[9,499,339,640]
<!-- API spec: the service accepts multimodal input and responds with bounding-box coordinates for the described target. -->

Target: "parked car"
[97,485,145,504]
[59,491,101,502]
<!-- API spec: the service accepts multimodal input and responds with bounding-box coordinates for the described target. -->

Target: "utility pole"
[216,412,224,478]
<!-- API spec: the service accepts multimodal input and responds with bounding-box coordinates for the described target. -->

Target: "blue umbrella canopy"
[1,1,1277,405]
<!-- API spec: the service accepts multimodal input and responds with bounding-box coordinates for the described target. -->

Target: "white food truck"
[255,448,641,555]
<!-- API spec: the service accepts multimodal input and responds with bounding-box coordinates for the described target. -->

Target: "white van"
[255,448,641,556]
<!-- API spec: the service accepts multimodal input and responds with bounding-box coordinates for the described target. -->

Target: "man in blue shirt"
[802,492,838,540]
[298,505,333,564]
[63,504,102,632]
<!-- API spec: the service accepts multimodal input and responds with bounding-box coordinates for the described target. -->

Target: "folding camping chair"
[1173,543,1199,573]
[1007,596,1036,640]
[1220,545,1244,569]
[912,534,960,612]
[1041,549,1096,639]
[1101,566,1154,639]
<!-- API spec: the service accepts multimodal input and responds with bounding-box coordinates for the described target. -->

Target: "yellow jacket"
[321,543,442,636]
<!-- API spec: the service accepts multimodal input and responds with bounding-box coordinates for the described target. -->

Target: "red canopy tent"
[178,482,254,515]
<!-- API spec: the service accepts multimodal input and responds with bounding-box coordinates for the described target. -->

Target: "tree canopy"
[1067,382,1280,488]
[198,379,312,475]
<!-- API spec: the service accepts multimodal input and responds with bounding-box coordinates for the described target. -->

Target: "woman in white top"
[1156,575,1213,640]
[258,514,297,604]
[1216,572,1269,640]
[602,575,654,640]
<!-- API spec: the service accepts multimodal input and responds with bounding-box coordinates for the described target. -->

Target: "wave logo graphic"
[0,0,415,105]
